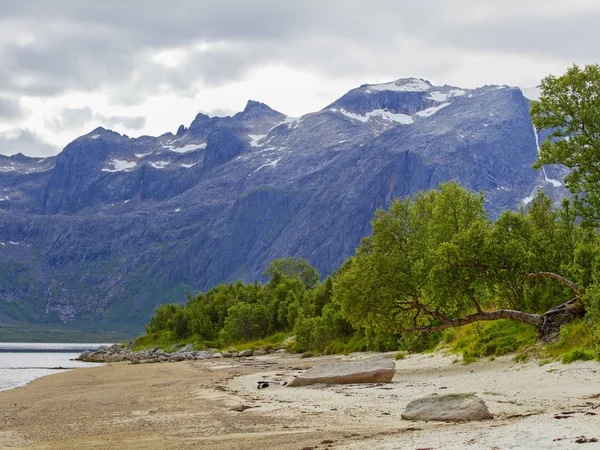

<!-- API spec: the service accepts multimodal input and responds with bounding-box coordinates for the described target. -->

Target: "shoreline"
[1,351,599,449]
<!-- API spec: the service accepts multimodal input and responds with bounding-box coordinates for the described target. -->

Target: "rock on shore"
[77,344,271,364]
[401,393,493,422]
[287,356,396,387]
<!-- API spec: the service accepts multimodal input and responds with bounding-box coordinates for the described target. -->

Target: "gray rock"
[287,357,395,387]
[158,356,168,362]
[96,345,109,353]
[176,344,193,353]
[221,351,232,358]
[78,350,90,360]
[238,349,253,357]
[212,352,224,358]
[108,344,122,354]
[253,349,268,356]
[401,393,493,422]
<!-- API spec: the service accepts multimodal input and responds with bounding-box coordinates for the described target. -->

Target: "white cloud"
[1,0,599,155]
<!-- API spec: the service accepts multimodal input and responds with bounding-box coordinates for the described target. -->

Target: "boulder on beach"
[286,356,395,387]
[401,393,493,422]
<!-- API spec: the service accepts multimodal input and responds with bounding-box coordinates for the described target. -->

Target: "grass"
[445,319,538,363]
[545,319,600,363]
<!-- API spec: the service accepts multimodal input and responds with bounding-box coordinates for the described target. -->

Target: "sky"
[1,0,599,157]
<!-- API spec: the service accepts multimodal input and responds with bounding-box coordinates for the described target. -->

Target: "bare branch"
[523,272,583,295]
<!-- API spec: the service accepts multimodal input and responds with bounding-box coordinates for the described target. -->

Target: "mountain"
[0,78,568,335]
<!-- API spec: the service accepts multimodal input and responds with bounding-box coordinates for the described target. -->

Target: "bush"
[561,348,595,364]
[220,302,270,344]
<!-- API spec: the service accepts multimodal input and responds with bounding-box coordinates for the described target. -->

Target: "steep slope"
[0,78,567,333]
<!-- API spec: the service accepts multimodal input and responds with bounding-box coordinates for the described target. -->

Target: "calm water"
[0,343,109,392]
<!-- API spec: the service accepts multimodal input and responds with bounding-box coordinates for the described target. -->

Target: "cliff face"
[0,78,568,332]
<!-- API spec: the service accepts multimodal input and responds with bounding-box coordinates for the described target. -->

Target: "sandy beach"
[1,351,599,449]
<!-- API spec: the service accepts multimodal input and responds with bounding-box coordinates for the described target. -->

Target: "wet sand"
[1,351,599,449]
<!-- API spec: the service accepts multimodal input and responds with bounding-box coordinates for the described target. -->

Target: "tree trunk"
[402,298,586,342]
[537,297,586,343]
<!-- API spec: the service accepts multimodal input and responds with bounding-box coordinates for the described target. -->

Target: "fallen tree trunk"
[402,298,586,343]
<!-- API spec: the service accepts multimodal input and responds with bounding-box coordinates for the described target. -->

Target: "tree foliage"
[334,182,592,341]
[531,63,600,224]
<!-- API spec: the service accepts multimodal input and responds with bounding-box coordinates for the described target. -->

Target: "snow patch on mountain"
[150,161,170,169]
[365,78,432,93]
[416,103,451,117]
[532,125,563,187]
[101,159,137,172]
[428,91,448,102]
[248,134,267,147]
[163,143,206,153]
[252,157,282,174]
[522,194,535,205]
[448,89,466,97]
[333,108,414,124]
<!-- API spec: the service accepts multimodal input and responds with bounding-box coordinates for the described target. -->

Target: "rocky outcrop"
[77,345,278,364]
[401,393,493,422]
[287,357,396,387]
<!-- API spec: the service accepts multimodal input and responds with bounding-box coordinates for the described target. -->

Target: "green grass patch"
[545,319,599,363]
[226,332,292,352]
[561,348,595,364]
[447,319,538,360]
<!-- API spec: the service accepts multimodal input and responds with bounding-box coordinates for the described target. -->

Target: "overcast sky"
[1,0,599,157]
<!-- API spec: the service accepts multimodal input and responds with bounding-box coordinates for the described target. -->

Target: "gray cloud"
[45,107,146,136]
[0,98,23,120]
[1,0,600,157]
[97,114,146,130]
[2,0,598,106]
[0,129,59,157]
[45,106,93,133]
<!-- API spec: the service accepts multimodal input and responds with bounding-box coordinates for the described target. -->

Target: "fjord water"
[0,343,106,392]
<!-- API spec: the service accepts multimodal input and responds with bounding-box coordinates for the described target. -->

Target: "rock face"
[287,357,396,387]
[401,393,493,422]
[0,78,569,333]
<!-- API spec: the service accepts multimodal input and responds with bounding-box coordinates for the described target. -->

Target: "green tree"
[334,183,587,342]
[265,257,320,289]
[531,64,600,224]
[220,302,270,343]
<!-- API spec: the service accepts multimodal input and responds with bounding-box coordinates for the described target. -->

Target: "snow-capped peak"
[364,78,433,94]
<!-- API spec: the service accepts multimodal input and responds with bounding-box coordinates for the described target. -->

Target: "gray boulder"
[108,344,122,354]
[401,393,493,422]
[238,349,253,357]
[287,357,395,387]
[176,344,193,353]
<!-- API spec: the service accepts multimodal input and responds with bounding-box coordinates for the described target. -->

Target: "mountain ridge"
[0,78,569,334]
